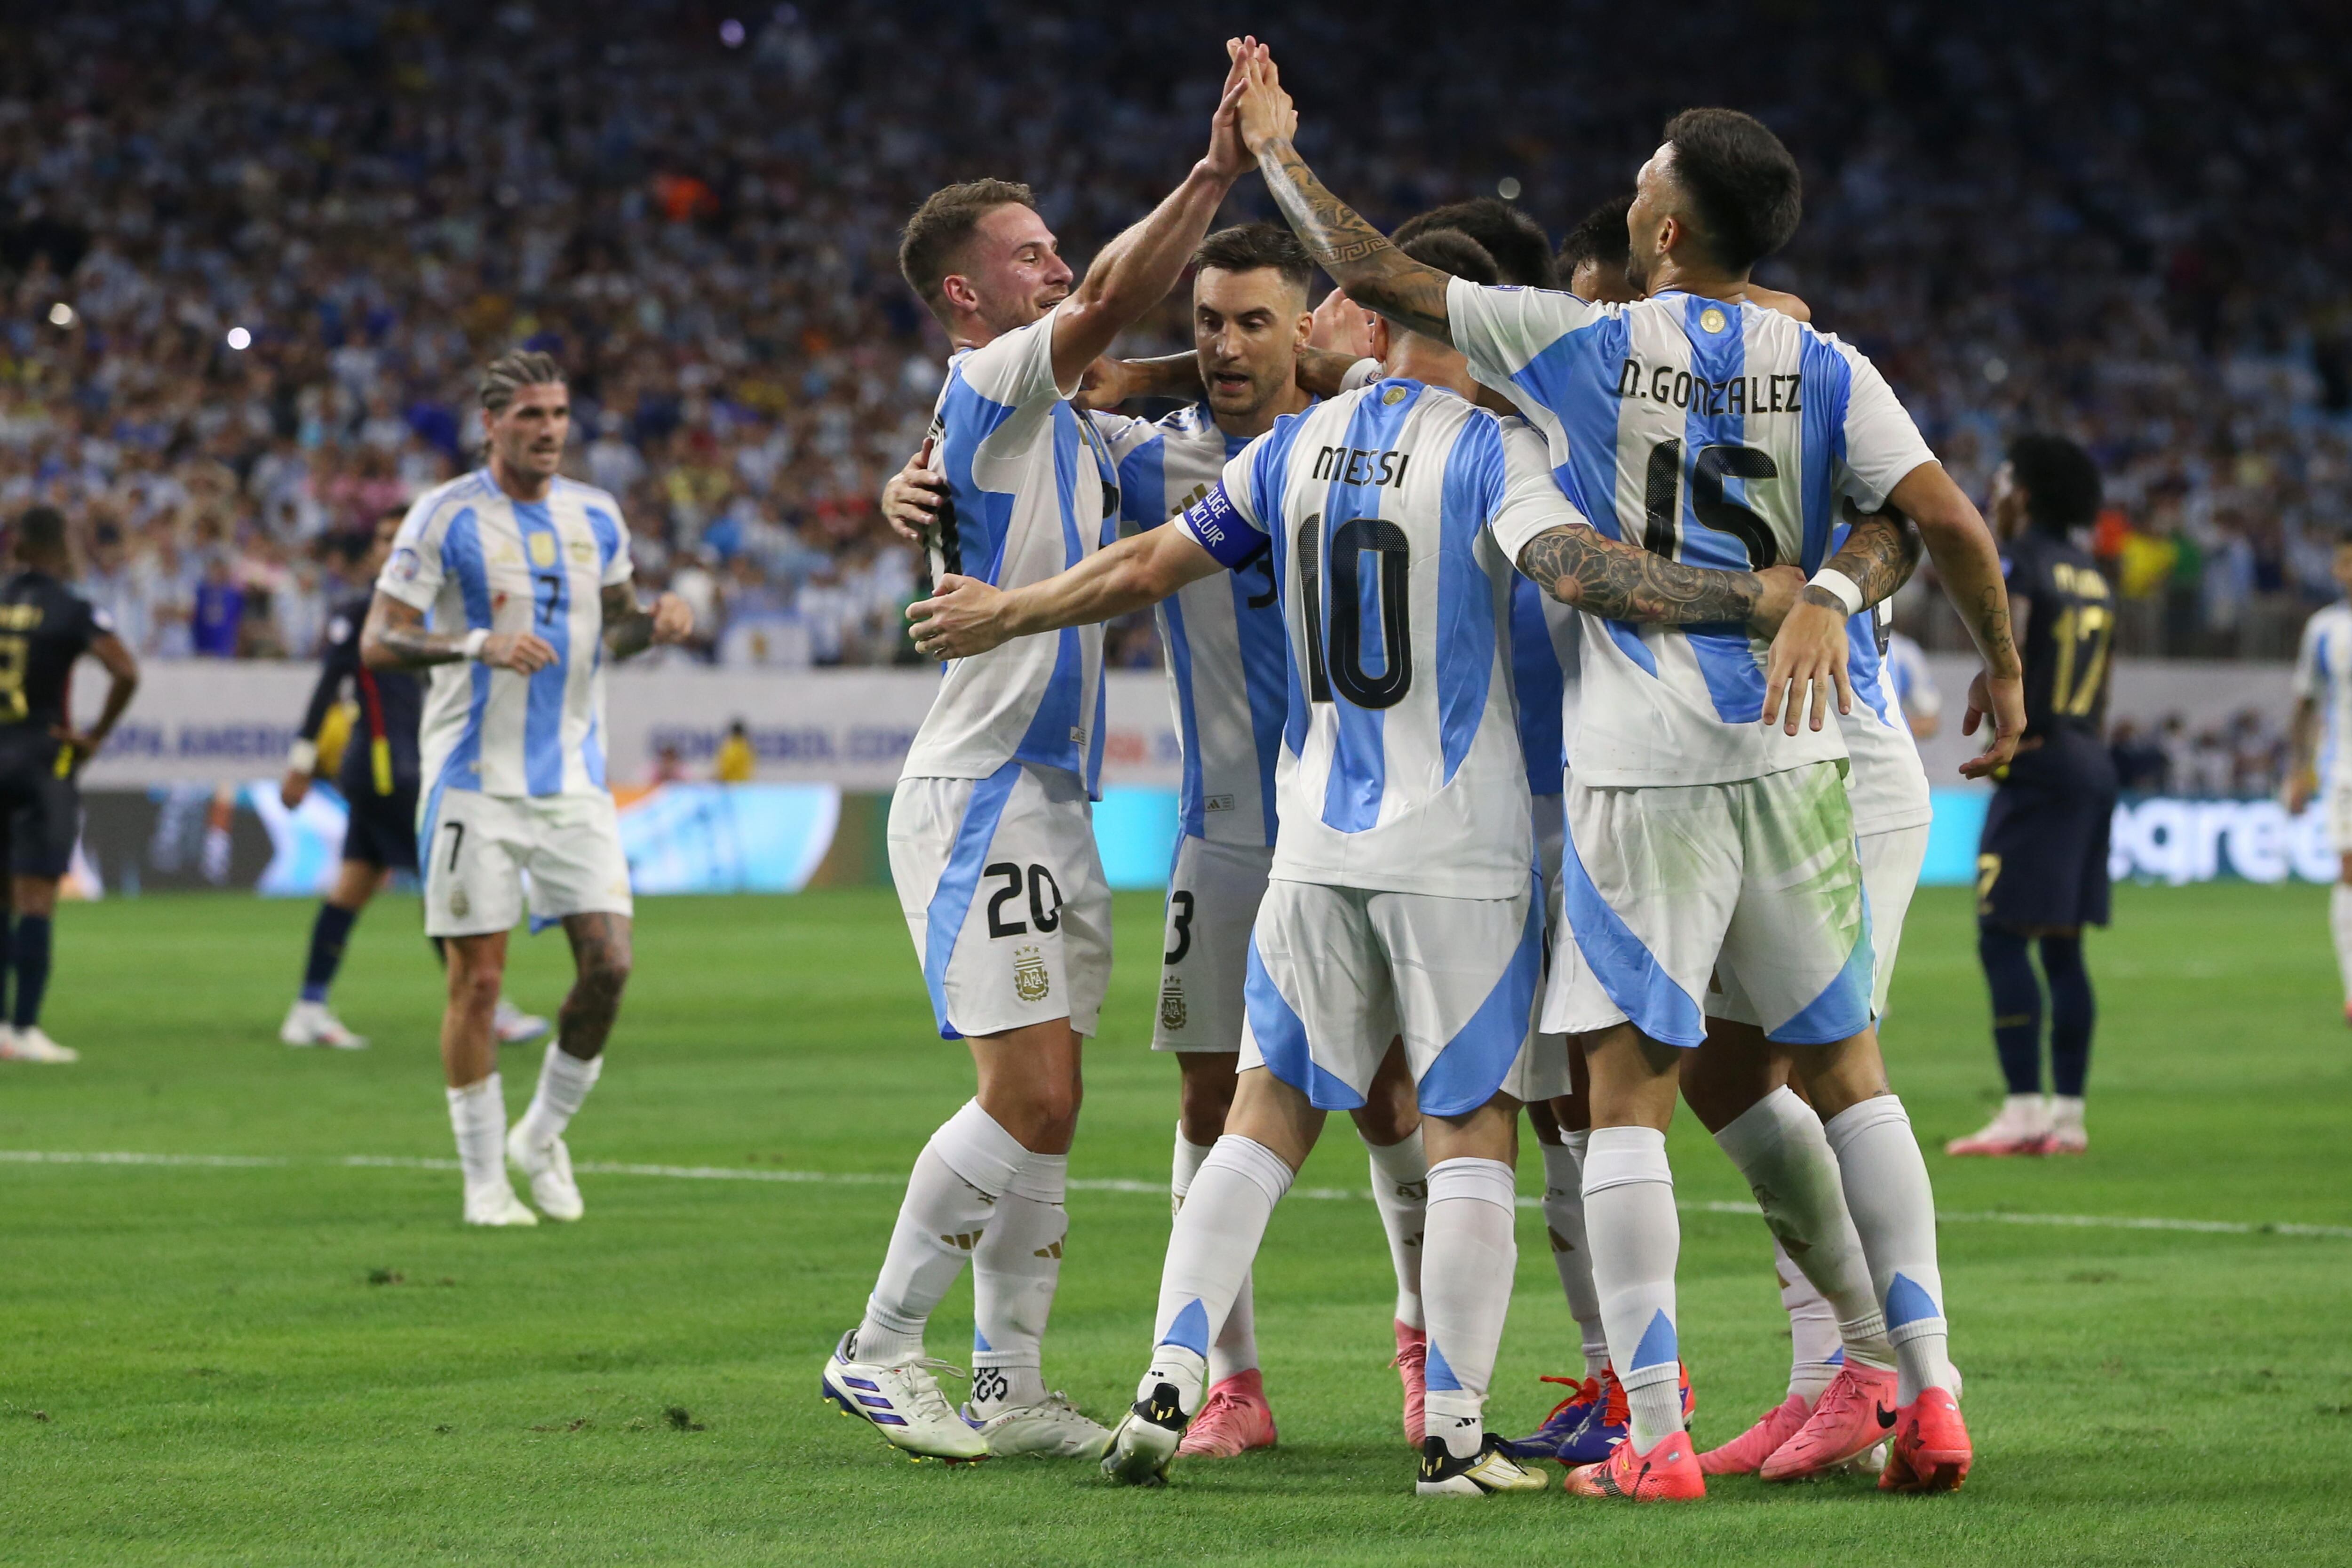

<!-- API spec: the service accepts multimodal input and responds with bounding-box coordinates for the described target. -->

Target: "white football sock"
[1713,1087,1893,1371]
[1824,1095,1957,1405]
[1174,1126,1259,1384]
[1420,1157,1519,1459]
[1539,1131,1609,1377]
[1583,1125,1685,1451]
[1776,1241,1843,1403]
[1143,1135,1292,1418]
[2331,883,2352,1003]
[445,1075,507,1192]
[515,1042,601,1151]
[969,1150,1065,1417]
[1364,1126,1428,1330]
[856,1099,1027,1368]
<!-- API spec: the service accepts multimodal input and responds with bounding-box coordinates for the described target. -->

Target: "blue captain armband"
[1174,481,1263,569]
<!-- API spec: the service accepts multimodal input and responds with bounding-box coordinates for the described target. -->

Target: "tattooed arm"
[603,581,694,661]
[1883,461,2024,777]
[1515,525,1799,634]
[1072,346,1371,411]
[1761,508,1923,738]
[1234,51,1455,342]
[1806,509,1922,614]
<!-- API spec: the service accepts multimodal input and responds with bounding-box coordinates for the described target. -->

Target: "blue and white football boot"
[820,1330,990,1462]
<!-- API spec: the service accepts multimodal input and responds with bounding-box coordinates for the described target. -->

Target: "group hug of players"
[817,39,2074,1502]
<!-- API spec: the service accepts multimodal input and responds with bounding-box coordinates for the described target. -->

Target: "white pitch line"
[5,1149,2348,1241]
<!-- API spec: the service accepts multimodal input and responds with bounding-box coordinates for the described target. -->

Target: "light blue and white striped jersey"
[2293,602,2352,788]
[1096,402,1287,847]
[904,304,1119,795]
[1176,380,1581,899]
[1510,575,1581,796]
[1448,276,1938,787]
[377,470,634,802]
[1832,524,1931,834]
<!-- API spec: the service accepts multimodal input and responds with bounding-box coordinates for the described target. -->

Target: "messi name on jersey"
[1308,443,1413,488]
[1612,359,1805,415]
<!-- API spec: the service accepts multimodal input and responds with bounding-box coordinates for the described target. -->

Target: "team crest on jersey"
[1013,946,1050,1003]
[449,887,470,919]
[527,533,558,567]
[1159,978,1186,1032]
[1699,306,1730,335]
[390,547,421,581]
[1381,385,1407,405]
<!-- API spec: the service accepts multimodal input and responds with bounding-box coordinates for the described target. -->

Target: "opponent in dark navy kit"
[1952,435,2117,1158]
[277,510,547,1050]
[0,506,140,1064]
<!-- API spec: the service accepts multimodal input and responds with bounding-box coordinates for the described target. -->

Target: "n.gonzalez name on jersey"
[1174,380,1586,900]
[904,303,1120,795]
[1098,402,1287,847]
[1446,276,1939,788]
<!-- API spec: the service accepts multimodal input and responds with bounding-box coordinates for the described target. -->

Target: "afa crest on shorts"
[1012,946,1050,1003]
[1159,977,1187,1033]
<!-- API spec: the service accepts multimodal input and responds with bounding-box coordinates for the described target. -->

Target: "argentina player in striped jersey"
[908,235,1805,1495]
[362,351,694,1229]
[1234,49,2023,1496]
[820,42,1262,1466]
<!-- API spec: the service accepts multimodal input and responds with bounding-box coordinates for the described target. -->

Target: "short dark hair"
[2007,434,2103,534]
[479,349,564,414]
[898,178,1037,322]
[14,505,67,563]
[1394,198,1553,289]
[1398,230,1498,287]
[1660,108,1801,273]
[1192,223,1313,299]
[1557,195,1633,277]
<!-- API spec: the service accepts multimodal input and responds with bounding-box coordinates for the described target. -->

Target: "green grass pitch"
[2,882,2348,1565]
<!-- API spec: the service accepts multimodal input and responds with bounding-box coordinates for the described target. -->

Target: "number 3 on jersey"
[1295,512,1412,708]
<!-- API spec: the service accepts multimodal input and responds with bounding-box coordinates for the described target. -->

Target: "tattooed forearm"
[1257,139,1453,342]
[1802,512,1922,614]
[603,583,655,660]
[1972,585,2022,677]
[1518,526,1761,626]
[361,595,468,669]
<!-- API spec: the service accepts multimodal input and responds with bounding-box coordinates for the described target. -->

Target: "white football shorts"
[889,762,1112,1041]
[1239,873,1543,1118]
[1711,819,1928,1027]
[421,788,633,939]
[1547,761,1872,1049]
[1506,791,1573,1103]
[1153,836,1275,1053]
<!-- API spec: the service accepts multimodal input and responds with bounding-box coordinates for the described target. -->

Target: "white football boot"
[969,1392,1114,1459]
[820,1332,989,1462]
[0,1025,78,1063]
[506,1122,584,1221]
[462,1181,539,1226]
[493,998,550,1045]
[280,999,368,1050]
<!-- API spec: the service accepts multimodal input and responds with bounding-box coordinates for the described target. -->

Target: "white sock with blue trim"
[1584,1124,1685,1452]
[969,1150,1066,1417]
[1141,1135,1292,1418]
[1174,1126,1260,1385]
[856,1099,1027,1368]
[1823,1094,1956,1405]
[1419,1157,1519,1459]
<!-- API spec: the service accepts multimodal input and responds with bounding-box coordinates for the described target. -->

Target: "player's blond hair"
[478,349,565,414]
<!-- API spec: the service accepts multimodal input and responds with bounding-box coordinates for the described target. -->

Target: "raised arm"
[1234,49,1454,342]
[1072,345,1367,412]
[1515,525,1797,634]
[1048,44,1252,388]
[908,525,1227,662]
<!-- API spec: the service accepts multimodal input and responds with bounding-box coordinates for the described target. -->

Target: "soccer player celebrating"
[2287,537,2352,1020]
[1237,48,2022,1498]
[818,42,1256,1465]
[0,506,139,1064]
[1950,436,2116,1157]
[907,231,1808,1496]
[278,509,547,1051]
[360,350,691,1226]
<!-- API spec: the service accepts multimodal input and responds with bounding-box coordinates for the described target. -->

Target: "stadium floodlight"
[226,327,252,351]
[47,302,73,327]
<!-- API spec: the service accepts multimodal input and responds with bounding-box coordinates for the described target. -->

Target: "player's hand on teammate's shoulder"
[1761,590,1852,735]
[1745,564,1806,637]
[1308,288,1376,361]
[1959,669,2026,778]
[880,438,944,543]
[1232,39,1294,157]
[479,630,558,673]
[1072,360,1139,413]
[649,592,694,646]
[906,573,1008,662]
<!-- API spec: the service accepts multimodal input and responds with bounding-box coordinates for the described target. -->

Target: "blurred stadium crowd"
[1,0,2345,667]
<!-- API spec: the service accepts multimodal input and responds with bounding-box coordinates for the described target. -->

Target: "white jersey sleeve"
[1829,339,1937,511]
